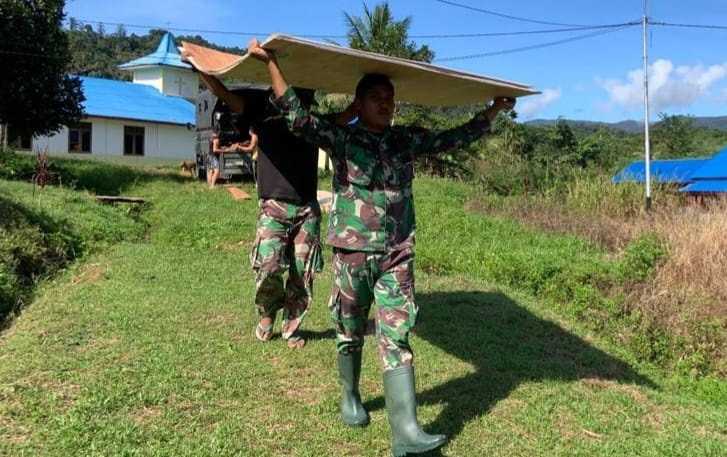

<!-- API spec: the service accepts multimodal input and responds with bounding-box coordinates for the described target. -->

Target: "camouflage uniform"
[250,198,323,332]
[273,87,491,370]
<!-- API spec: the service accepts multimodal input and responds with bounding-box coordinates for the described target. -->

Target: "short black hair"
[355,73,394,99]
[293,88,317,109]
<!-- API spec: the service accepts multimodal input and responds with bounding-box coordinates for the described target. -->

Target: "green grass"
[0,179,147,320]
[0,158,725,456]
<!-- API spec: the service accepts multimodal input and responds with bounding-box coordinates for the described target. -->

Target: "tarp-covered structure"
[613,147,727,193]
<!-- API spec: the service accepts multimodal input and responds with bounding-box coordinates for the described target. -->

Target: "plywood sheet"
[225,187,251,200]
[181,35,538,107]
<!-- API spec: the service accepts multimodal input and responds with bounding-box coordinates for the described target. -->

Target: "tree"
[655,113,696,157]
[344,2,434,62]
[0,0,85,140]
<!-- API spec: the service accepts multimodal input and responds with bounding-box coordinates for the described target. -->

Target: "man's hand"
[247,39,275,64]
[335,102,360,126]
[484,96,516,122]
[492,96,516,112]
[247,38,289,98]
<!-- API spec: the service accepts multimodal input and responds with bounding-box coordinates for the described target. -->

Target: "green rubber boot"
[338,351,370,426]
[384,366,446,456]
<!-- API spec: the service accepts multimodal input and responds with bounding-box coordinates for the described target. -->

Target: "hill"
[65,21,246,81]
[526,116,727,133]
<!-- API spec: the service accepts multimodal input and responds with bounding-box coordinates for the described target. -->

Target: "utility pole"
[642,0,652,211]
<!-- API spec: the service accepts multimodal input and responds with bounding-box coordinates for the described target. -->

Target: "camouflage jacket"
[273,87,491,252]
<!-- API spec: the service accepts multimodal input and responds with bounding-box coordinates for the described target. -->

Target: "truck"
[194,84,269,181]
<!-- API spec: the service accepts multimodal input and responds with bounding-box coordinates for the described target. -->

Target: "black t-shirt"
[255,115,318,205]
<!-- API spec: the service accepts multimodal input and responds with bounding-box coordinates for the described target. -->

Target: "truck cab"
[194,84,269,181]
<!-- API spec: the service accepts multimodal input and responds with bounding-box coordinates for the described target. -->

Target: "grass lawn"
[0,160,725,456]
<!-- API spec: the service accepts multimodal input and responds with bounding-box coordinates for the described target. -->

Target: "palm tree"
[344,2,434,62]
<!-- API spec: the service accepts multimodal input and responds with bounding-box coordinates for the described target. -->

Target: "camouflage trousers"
[250,199,323,330]
[330,247,418,371]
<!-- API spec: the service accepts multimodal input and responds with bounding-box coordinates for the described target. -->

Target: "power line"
[67,17,634,41]
[410,23,640,38]
[0,49,67,60]
[435,23,638,62]
[433,0,589,28]
[4,21,639,64]
[651,21,727,31]
[69,18,347,40]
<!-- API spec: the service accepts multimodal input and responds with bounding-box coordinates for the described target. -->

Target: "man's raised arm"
[412,96,516,157]
[198,73,245,114]
[246,38,344,155]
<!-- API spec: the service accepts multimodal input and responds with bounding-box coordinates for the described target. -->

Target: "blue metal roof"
[612,158,709,184]
[680,179,727,193]
[118,32,192,70]
[689,147,727,180]
[80,76,195,125]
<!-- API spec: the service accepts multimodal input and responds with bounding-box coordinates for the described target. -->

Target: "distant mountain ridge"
[525,116,727,133]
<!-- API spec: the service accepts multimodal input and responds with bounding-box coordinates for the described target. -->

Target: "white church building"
[11,32,198,159]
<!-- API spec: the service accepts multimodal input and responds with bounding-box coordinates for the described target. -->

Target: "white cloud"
[518,88,561,118]
[599,59,727,111]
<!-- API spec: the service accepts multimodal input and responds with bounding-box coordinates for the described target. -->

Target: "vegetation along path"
[0,158,725,456]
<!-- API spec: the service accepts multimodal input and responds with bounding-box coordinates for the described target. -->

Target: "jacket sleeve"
[410,111,491,157]
[271,87,344,158]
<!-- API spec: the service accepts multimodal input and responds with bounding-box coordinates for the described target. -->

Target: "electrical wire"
[433,0,589,28]
[0,49,68,60]
[69,18,346,39]
[435,22,639,62]
[67,17,636,40]
[3,21,640,64]
[409,23,640,38]
[651,21,727,31]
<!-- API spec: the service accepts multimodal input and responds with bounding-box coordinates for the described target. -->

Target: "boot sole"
[342,416,370,427]
[391,437,446,456]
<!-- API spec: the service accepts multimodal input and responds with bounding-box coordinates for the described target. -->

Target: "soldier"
[195,71,324,349]
[247,40,515,455]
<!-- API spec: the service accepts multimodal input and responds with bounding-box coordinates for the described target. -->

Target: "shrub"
[618,234,667,283]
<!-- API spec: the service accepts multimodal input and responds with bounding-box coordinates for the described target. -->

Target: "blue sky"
[64,0,727,122]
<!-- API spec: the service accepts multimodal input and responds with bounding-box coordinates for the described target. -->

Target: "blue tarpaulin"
[680,180,727,192]
[613,146,727,193]
[689,147,727,180]
[612,159,709,184]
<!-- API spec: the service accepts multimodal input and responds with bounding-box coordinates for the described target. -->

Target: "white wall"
[131,67,198,100]
[32,117,195,159]
[161,68,199,100]
[132,67,163,93]
[33,125,69,153]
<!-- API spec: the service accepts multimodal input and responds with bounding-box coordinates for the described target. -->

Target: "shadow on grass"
[1,151,191,196]
[0,197,85,326]
[300,328,336,342]
[406,290,656,450]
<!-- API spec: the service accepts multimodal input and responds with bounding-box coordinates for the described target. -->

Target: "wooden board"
[225,187,251,201]
[180,35,539,107]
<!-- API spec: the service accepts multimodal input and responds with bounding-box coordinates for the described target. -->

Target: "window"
[124,126,145,156]
[6,124,32,150]
[68,122,92,153]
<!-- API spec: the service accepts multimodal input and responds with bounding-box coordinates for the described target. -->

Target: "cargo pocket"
[249,235,263,270]
[306,239,324,276]
[329,285,343,328]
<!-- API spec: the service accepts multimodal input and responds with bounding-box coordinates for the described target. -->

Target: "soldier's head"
[354,73,395,133]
